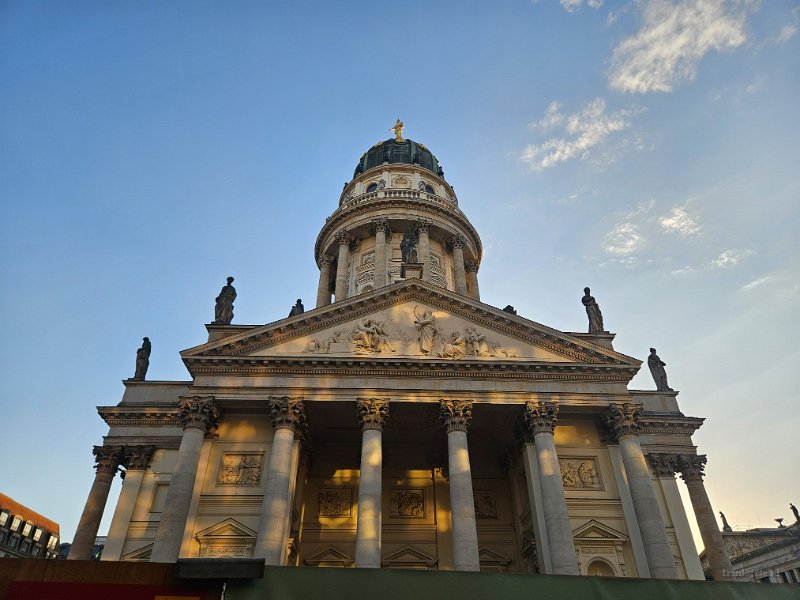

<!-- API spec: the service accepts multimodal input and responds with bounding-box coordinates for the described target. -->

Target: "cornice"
[98,406,181,427]
[639,414,704,435]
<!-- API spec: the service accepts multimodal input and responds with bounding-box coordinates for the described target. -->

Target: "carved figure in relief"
[647,348,673,391]
[213,277,237,325]
[560,460,599,488]
[582,287,604,333]
[132,337,151,380]
[318,491,349,517]
[464,327,490,357]
[351,319,393,354]
[413,306,438,354]
[474,492,498,519]
[304,330,343,354]
[439,331,466,359]
[391,490,424,517]
[400,227,418,263]
[219,454,262,485]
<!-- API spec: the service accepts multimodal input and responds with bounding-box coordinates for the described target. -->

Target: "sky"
[1,0,798,553]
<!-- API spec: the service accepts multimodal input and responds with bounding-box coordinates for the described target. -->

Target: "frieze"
[218,452,264,486]
[317,488,352,518]
[559,457,603,490]
[390,489,425,518]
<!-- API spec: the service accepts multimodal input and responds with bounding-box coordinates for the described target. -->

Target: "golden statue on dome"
[390,118,404,141]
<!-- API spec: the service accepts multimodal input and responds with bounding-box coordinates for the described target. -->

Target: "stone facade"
[76,132,728,579]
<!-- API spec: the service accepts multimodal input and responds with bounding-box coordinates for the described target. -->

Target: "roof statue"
[390,118,404,142]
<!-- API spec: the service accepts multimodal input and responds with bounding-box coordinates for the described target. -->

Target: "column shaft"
[316,257,333,308]
[102,469,145,561]
[465,261,480,301]
[334,238,350,301]
[150,427,206,562]
[417,225,431,283]
[619,435,678,578]
[256,426,296,563]
[373,226,388,289]
[447,428,480,571]
[451,241,468,296]
[534,431,579,575]
[355,428,383,567]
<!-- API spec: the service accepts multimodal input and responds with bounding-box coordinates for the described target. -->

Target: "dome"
[353,138,444,179]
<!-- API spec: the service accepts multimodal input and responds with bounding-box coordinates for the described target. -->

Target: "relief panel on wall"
[473,491,498,519]
[317,488,352,518]
[390,489,425,518]
[559,457,603,490]
[218,452,264,486]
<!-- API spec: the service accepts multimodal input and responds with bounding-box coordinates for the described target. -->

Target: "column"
[523,401,579,575]
[256,396,307,565]
[372,219,389,289]
[355,398,389,568]
[465,260,480,301]
[334,231,354,302]
[102,445,156,561]
[450,236,468,296]
[416,220,431,283]
[603,403,678,579]
[68,445,125,560]
[677,454,735,581]
[150,396,219,563]
[440,400,480,571]
[316,255,335,308]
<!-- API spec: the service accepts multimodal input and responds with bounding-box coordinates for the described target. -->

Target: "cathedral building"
[68,125,734,580]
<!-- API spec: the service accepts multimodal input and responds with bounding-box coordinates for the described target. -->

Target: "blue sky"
[1,1,798,549]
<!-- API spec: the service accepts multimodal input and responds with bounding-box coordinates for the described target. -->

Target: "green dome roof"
[353,138,444,179]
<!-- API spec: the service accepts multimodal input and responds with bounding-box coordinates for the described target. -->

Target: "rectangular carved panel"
[473,491,498,519]
[559,457,603,490]
[317,488,352,517]
[390,489,425,518]
[218,452,264,486]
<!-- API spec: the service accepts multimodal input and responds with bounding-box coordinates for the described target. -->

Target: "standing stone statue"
[791,503,799,523]
[581,287,604,332]
[719,511,732,532]
[213,277,237,325]
[132,337,151,380]
[648,348,673,391]
[289,299,305,317]
[400,227,418,263]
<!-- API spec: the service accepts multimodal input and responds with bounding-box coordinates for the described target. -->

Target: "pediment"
[182,280,639,370]
[121,543,152,562]
[381,545,437,568]
[195,518,256,540]
[573,519,627,541]
[478,546,512,566]
[304,545,353,567]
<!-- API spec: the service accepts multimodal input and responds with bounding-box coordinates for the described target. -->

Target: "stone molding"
[93,444,125,476]
[522,400,559,437]
[356,398,390,431]
[647,452,678,478]
[440,399,473,432]
[123,445,156,471]
[98,408,181,428]
[465,259,480,273]
[267,396,307,438]
[178,396,220,434]
[676,454,707,482]
[602,402,643,441]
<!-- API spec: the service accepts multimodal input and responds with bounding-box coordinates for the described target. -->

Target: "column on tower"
[372,219,390,289]
[416,220,431,283]
[450,236,468,296]
[602,403,678,578]
[255,396,306,565]
[440,400,480,571]
[68,444,125,560]
[102,445,156,561]
[354,398,389,568]
[522,401,579,575]
[465,260,480,301]
[676,454,734,581]
[316,255,335,308]
[334,231,354,302]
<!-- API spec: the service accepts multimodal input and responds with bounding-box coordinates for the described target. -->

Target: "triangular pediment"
[304,545,353,567]
[381,545,438,568]
[573,519,627,541]
[182,280,640,372]
[478,546,512,566]
[121,543,152,562]
[195,518,256,540]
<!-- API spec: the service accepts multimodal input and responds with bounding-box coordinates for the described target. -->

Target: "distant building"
[58,536,106,560]
[0,492,60,559]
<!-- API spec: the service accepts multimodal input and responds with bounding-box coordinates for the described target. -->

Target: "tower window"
[424,184,434,194]
[366,183,378,193]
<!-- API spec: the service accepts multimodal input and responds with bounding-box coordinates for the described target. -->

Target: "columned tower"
[314,124,482,306]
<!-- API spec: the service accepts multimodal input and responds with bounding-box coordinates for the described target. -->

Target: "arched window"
[366,183,378,193]
[586,559,616,577]
[424,184,434,194]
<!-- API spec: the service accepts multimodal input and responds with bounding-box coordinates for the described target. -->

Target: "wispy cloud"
[609,0,749,94]
[659,205,702,237]
[603,199,654,257]
[521,98,638,170]
[711,248,752,268]
[775,24,797,44]
[559,0,603,12]
[741,275,772,292]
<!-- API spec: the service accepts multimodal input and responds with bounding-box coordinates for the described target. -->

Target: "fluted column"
[416,221,431,283]
[677,454,734,581]
[523,401,579,575]
[68,445,125,560]
[102,445,156,561]
[355,398,389,568]
[256,396,307,564]
[440,400,480,571]
[465,260,480,301]
[372,219,389,289]
[450,236,468,296]
[151,397,219,563]
[316,255,335,308]
[603,403,677,578]
[334,231,354,302]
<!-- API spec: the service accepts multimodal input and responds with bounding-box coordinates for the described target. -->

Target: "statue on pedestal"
[400,227,418,264]
[289,299,305,317]
[648,348,673,391]
[132,337,151,381]
[213,277,236,325]
[719,511,732,532]
[581,287,604,332]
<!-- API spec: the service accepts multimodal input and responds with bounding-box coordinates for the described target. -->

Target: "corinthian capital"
[440,399,473,432]
[319,255,336,267]
[356,398,390,431]
[602,402,642,440]
[334,230,355,247]
[371,218,390,234]
[449,234,466,250]
[647,453,678,478]
[123,445,156,471]
[415,220,431,235]
[464,259,480,273]
[523,400,559,437]
[93,445,125,476]
[677,454,707,482]
[178,396,220,434]
[268,396,307,438]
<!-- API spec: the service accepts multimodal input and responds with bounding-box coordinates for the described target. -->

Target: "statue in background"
[132,337,151,380]
[289,299,305,317]
[719,511,733,532]
[791,503,799,523]
[213,277,236,325]
[648,348,673,391]
[400,227,418,263]
[581,287,604,332]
